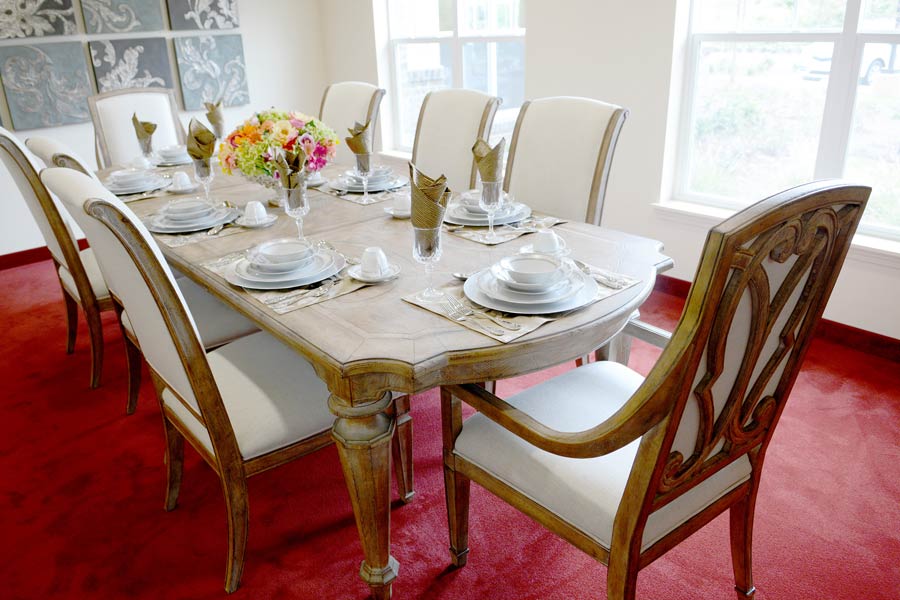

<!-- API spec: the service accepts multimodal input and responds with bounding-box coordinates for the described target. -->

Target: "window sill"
[379,149,412,161]
[652,201,900,270]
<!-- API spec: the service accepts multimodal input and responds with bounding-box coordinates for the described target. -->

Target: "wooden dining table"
[122,155,672,599]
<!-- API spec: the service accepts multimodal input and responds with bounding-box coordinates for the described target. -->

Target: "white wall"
[0,0,326,254]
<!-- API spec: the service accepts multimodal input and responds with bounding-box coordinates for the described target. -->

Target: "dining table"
[115,154,673,599]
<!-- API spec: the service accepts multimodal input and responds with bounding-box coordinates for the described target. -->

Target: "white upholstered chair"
[26,134,258,413]
[411,89,501,191]
[505,96,627,225]
[88,88,185,168]
[440,181,870,600]
[41,167,339,593]
[319,81,385,163]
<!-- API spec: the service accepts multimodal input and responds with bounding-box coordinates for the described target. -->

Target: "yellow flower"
[271,120,295,145]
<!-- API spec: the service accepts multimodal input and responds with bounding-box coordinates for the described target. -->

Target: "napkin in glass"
[409,162,449,228]
[472,137,505,182]
[271,146,308,189]
[204,100,225,139]
[187,118,217,160]
[132,114,156,152]
[345,120,374,171]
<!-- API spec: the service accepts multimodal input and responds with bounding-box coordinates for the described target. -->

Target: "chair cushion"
[57,247,109,302]
[162,331,334,460]
[455,361,752,551]
[121,276,258,349]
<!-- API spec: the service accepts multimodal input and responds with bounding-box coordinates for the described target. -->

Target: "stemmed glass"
[355,152,372,204]
[480,180,504,242]
[283,173,310,239]
[413,226,444,302]
[138,136,154,163]
[193,157,215,205]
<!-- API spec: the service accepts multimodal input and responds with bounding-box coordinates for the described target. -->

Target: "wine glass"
[413,226,444,302]
[138,136,154,162]
[193,157,215,206]
[480,180,504,241]
[355,152,372,204]
[283,175,310,239]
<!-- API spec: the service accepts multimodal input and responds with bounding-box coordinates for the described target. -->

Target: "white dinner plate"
[146,207,238,233]
[464,268,599,315]
[234,214,278,228]
[240,251,335,283]
[479,267,584,305]
[329,176,408,194]
[155,158,193,167]
[344,165,392,181]
[106,175,169,195]
[225,252,345,290]
[347,263,401,283]
[443,202,531,226]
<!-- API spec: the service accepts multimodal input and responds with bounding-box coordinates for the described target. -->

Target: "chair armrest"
[624,319,671,349]
[444,382,669,459]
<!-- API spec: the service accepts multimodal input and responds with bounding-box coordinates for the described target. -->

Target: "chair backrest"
[0,127,86,278]
[504,97,627,224]
[618,181,869,554]
[25,135,98,180]
[411,88,500,191]
[88,88,184,168]
[319,81,385,163]
[40,167,242,466]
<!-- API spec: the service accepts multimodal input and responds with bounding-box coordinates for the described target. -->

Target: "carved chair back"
[25,135,97,179]
[40,168,243,470]
[319,81,385,163]
[504,96,627,225]
[411,88,501,191]
[619,181,869,554]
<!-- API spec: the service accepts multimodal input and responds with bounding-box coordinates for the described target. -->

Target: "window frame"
[675,0,900,240]
[384,0,525,153]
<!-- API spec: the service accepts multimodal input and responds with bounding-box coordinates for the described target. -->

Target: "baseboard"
[654,274,900,363]
[0,239,89,271]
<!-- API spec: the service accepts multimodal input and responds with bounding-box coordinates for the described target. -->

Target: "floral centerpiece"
[218,109,339,188]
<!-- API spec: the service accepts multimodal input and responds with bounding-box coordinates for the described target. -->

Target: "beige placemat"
[148,221,250,248]
[201,250,369,314]
[322,184,410,205]
[445,214,566,245]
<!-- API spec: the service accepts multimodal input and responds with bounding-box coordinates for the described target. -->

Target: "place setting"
[326,120,409,204]
[103,166,171,200]
[442,139,565,245]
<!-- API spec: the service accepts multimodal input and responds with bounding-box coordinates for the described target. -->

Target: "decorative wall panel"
[174,34,247,109]
[0,0,77,39]
[81,0,165,34]
[166,0,238,31]
[90,37,173,92]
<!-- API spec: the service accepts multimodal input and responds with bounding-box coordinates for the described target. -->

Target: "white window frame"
[384,0,525,153]
[675,0,900,240]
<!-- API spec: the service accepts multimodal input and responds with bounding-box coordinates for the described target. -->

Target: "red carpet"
[1,259,898,599]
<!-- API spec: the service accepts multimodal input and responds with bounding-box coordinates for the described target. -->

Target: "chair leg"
[391,394,415,503]
[595,332,632,365]
[122,334,143,415]
[441,387,470,567]
[222,476,250,594]
[730,493,757,599]
[162,416,184,512]
[83,305,104,389]
[62,290,78,354]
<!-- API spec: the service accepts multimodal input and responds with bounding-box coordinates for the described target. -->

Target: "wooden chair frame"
[411,90,501,190]
[441,181,869,599]
[88,87,185,168]
[84,197,412,593]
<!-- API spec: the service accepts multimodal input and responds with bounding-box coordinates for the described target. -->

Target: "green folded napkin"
[472,137,505,183]
[187,118,217,160]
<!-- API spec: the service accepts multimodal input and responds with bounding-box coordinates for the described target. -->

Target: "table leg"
[330,391,400,599]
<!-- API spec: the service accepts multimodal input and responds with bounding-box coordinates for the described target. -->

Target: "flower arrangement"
[218,109,339,181]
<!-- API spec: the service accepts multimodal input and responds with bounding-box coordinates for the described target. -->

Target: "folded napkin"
[272,146,308,189]
[204,100,225,139]
[132,114,156,152]
[345,120,374,155]
[472,138,505,183]
[409,163,449,228]
[187,118,217,160]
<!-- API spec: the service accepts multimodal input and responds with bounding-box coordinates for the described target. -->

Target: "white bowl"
[498,254,563,286]
[252,238,315,264]
[159,144,188,158]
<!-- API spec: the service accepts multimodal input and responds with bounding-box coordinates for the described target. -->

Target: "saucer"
[518,240,570,257]
[347,263,401,283]
[384,206,411,219]
[168,183,201,195]
[235,214,278,228]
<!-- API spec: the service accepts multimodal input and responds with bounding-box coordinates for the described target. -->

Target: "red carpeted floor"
[1,259,899,600]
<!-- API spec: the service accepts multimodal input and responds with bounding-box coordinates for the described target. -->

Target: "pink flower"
[289,118,305,129]
[298,133,315,156]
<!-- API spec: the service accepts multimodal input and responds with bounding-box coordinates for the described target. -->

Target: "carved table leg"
[330,391,400,600]
[390,394,415,503]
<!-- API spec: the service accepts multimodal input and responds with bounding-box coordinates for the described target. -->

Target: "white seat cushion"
[57,247,109,301]
[121,276,258,349]
[455,361,752,551]
[163,331,334,460]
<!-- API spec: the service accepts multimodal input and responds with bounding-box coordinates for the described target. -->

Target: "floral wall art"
[167,0,238,31]
[0,0,77,39]
[174,34,248,110]
[80,0,165,34]
[0,41,91,128]
[89,37,173,92]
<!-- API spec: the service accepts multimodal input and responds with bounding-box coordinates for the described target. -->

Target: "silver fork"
[441,299,506,336]
[444,295,521,331]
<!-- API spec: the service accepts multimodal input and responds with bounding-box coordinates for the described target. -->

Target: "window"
[677,0,900,240]
[385,0,525,151]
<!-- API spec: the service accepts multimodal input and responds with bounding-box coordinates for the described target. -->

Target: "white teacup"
[243,200,267,224]
[393,193,411,214]
[171,171,192,191]
[131,155,152,169]
[533,230,563,254]
[360,246,390,278]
